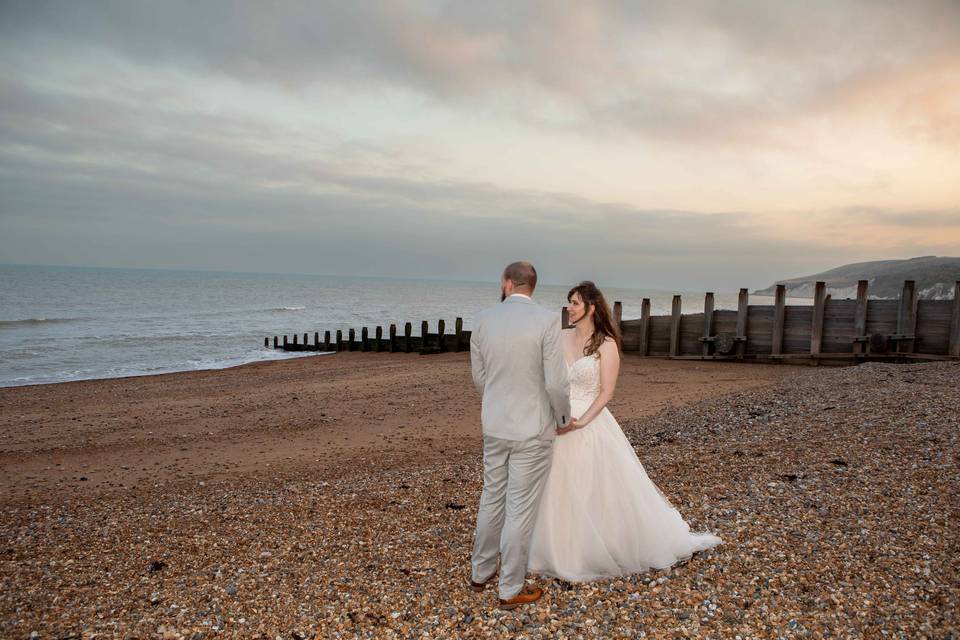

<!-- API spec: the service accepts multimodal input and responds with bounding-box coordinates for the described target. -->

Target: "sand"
[0,352,792,505]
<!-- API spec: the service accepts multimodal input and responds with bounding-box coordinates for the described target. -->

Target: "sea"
[0,264,809,388]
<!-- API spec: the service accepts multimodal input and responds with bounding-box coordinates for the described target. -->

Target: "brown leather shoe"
[498,584,543,610]
[468,571,497,593]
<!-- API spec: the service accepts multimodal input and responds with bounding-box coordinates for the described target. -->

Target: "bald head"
[502,261,537,297]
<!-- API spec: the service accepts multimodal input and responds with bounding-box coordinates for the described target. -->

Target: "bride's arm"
[573,338,620,428]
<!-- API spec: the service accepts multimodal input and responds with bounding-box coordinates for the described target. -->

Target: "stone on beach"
[0,355,956,637]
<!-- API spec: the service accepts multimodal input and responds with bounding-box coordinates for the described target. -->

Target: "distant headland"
[753,256,960,299]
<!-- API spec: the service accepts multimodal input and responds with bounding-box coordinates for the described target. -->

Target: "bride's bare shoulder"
[598,337,619,356]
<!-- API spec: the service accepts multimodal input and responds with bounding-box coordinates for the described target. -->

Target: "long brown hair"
[567,281,622,357]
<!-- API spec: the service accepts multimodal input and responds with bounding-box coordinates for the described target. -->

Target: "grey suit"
[470,294,571,600]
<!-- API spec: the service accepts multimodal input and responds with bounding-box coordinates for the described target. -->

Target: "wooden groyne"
[606,279,960,364]
[266,279,960,364]
[264,318,470,355]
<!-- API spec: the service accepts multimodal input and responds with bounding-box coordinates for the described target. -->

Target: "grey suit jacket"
[470,295,571,441]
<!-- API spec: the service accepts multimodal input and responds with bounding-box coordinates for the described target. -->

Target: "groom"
[468,261,571,609]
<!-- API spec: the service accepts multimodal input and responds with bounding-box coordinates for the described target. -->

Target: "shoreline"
[0,350,333,390]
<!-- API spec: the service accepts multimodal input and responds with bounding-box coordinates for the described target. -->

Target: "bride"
[528,281,722,581]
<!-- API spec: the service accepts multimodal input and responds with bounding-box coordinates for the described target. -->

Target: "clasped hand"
[556,417,584,435]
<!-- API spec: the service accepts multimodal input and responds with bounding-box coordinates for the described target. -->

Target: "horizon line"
[0,262,772,295]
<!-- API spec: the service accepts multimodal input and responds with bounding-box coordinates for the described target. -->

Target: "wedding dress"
[528,352,722,581]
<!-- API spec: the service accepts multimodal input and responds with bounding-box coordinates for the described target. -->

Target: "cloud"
[840,207,960,228]
[1,0,958,288]
[3,0,958,140]
[1,65,953,291]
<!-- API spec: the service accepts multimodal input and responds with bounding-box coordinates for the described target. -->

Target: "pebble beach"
[1,353,957,639]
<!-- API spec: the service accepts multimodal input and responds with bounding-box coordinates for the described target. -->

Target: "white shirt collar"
[507,293,531,300]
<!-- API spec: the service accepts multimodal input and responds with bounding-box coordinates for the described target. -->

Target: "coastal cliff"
[753,256,960,299]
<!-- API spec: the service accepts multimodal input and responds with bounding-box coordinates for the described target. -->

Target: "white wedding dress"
[528,352,722,581]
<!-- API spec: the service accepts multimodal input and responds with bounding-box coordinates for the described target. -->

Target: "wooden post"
[404,322,412,353]
[264,337,269,348]
[348,328,355,351]
[669,295,681,357]
[896,280,917,354]
[810,281,826,356]
[735,288,749,359]
[702,292,714,357]
[273,336,278,349]
[375,326,383,352]
[853,280,869,355]
[283,335,289,349]
[389,324,397,352]
[420,321,430,355]
[336,330,343,352]
[361,327,369,352]
[292,333,298,346]
[303,333,308,346]
[639,298,651,356]
[323,331,331,351]
[613,301,622,329]
[313,332,319,349]
[455,317,463,352]
[771,285,786,356]
[949,281,960,357]
[438,319,446,352]
[561,306,570,329]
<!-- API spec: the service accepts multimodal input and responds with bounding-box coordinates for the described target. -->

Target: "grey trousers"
[471,434,554,600]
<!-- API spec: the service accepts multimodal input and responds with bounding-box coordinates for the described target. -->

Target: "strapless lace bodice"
[568,353,601,405]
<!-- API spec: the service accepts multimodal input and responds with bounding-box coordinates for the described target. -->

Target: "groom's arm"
[542,314,571,426]
[470,323,485,395]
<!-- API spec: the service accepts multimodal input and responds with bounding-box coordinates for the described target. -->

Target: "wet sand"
[0,352,794,505]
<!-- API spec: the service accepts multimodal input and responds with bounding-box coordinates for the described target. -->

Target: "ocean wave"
[0,317,81,328]
[272,306,306,312]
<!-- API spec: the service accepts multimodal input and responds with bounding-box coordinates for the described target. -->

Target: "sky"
[0,0,958,291]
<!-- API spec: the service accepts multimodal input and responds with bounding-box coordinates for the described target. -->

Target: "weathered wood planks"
[267,279,958,363]
[701,292,714,357]
[639,298,651,356]
[771,284,786,355]
[810,282,827,356]
[951,282,960,358]
[853,280,869,355]
[669,295,682,357]
[895,280,917,354]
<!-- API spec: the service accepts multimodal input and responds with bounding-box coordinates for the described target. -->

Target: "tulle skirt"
[528,403,722,581]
